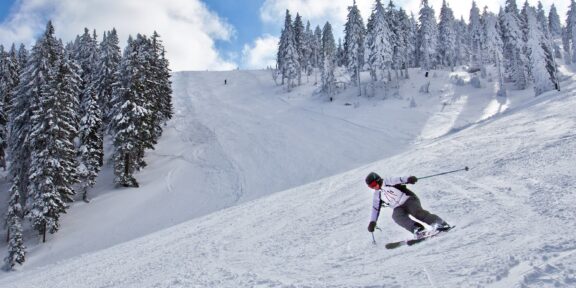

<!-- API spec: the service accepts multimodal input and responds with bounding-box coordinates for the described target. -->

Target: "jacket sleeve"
[382,176,411,186]
[370,190,382,222]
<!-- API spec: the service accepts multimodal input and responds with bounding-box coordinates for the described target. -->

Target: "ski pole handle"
[418,166,469,180]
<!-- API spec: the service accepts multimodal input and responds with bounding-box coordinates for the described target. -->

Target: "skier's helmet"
[365,172,382,188]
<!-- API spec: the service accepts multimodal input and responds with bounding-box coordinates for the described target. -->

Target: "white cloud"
[242,34,278,69]
[0,0,237,71]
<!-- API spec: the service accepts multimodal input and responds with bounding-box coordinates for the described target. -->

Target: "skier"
[366,172,451,239]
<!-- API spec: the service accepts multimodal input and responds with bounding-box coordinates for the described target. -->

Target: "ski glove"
[368,221,377,232]
[406,176,418,184]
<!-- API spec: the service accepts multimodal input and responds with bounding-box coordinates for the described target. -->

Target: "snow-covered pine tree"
[336,39,345,67]
[94,29,121,125]
[437,0,457,70]
[535,2,549,35]
[417,0,438,71]
[73,28,99,104]
[366,0,392,82]
[548,4,562,38]
[302,21,315,78]
[408,12,419,68]
[4,189,26,269]
[17,44,28,70]
[568,0,576,63]
[277,10,300,89]
[469,1,484,71]
[3,45,20,114]
[0,46,12,150]
[110,35,153,187]
[562,26,572,64]
[344,0,365,92]
[500,0,528,89]
[150,32,173,127]
[386,0,399,79]
[3,46,27,260]
[525,6,557,96]
[283,27,300,91]
[547,4,562,59]
[455,16,470,67]
[313,25,323,69]
[396,8,413,78]
[293,13,305,85]
[321,22,337,98]
[78,60,103,202]
[277,10,291,85]
[27,22,80,241]
[482,8,506,97]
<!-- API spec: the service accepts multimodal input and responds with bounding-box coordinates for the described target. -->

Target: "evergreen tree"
[4,49,27,261]
[455,16,471,66]
[396,8,413,77]
[78,57,103,202]
[336,39,345,67]
[3,189,25,269]
[525,6,557,95]
[437,0,457,70]
[1,45,20,117]
[313,25,323,69]
[151,32,173,126]
[74,28,99,104]
[500,0,528,89]
[17,44,28,69]
[302,21,315,77]
[469,1,484,70]
[568,0,576,63]
[386,1,400,77]
[417,0,438,70]
[344,0,365,91]
[482,8,506,96]
[562,26,572,63]
[277,10,300,88]
[283,27,300,91]
[293,13,305,85]
[27,22,79,241]
[548,4,562,38]
[94,29,121,125]
[408,13,419,68]
[366,0,392,81]
[548,4,562,59]
[110,35,154,187]
[321,22,337,98]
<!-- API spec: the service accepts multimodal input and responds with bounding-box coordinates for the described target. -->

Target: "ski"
[385,226,455,249]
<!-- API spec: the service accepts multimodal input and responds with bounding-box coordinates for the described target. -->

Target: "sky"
[0,0,570,71]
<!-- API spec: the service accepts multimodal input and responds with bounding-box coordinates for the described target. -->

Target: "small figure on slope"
[365,172,451,239]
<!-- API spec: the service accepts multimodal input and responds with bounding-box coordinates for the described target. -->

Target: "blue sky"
[202,0,267,63]
[0,0,569,71]
[0,2,11,21]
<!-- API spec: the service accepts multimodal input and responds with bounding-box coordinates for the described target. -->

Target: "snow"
[1,66,576,287]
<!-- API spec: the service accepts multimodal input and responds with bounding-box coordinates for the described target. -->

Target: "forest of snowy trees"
[0,21,173,269]
[276,0,570,99]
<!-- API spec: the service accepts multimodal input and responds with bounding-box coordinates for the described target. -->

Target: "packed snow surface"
[1,68,575,287]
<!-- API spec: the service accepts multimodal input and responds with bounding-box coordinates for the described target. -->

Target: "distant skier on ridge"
[365,172,451,239]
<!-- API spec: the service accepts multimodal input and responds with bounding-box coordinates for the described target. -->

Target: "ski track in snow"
[1,67,576,287]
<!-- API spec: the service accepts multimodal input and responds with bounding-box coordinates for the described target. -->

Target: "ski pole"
[371,227,382,245]
[418,166,469,180]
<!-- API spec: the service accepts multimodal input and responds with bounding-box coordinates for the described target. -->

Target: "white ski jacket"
[370,176,413,222]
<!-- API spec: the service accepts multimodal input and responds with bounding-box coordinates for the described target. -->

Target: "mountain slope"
[1,68,575,287]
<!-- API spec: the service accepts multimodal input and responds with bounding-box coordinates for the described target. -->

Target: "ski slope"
[1,67,575,287]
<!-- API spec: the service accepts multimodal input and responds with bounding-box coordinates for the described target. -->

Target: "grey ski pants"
[392,195,444,232]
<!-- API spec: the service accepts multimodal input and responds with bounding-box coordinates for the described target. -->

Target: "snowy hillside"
[1,66,576,287]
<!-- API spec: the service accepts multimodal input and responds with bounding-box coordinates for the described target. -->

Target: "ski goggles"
[368,181,380,189]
